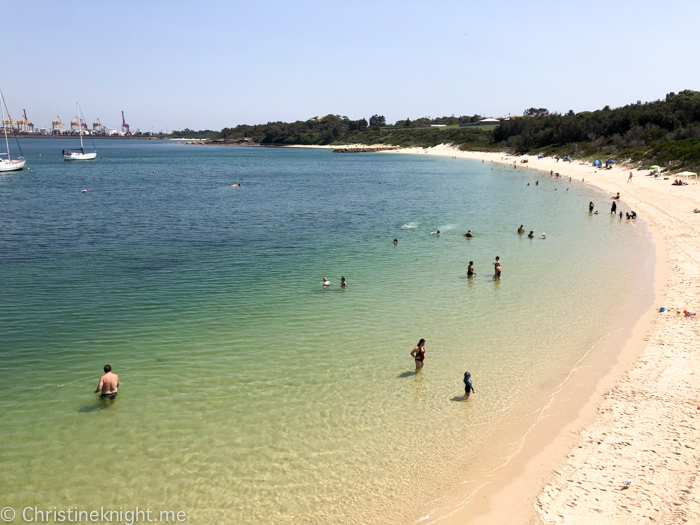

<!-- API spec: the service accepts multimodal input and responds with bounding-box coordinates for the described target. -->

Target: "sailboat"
[63,103,97,161]
[0,89,26,172]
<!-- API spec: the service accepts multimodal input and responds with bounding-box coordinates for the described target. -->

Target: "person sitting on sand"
[613,192,620,200]
[518,225,525,234]
[94,365,119,400]
[630,211,637,219]
[464,371,475,398]
[528,231,535,238]
[463,230,473,237]
[411,339,426,371]
[467,261,476,276]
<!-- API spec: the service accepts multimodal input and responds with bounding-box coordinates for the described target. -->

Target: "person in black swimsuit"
[467,261,476,276]
[493,257,501,280]
[589,201,594,213]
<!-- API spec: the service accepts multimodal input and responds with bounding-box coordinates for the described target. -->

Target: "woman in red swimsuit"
[411,339,426,371]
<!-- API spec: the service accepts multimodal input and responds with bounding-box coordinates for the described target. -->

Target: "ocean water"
[0,140,653,524]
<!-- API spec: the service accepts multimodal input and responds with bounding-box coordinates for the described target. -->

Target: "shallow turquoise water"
[0,140,652,523]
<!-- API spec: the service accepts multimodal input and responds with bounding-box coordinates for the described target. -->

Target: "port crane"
[23,110,34,132]
[93,118,105,134]
[3,113,15,131]
[121,111,130,135]
[51,116,64,134]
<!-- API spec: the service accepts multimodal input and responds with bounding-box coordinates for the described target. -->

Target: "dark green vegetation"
[496,91,700,165]
[213,114,492,148]
[211,91,700,166]
[169,129,218,139]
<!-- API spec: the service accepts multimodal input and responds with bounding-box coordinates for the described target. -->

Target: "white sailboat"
[63,103,97,161]
[0,89,26,172]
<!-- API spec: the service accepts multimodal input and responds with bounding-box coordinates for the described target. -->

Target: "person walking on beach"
[628,172,633,182]
[493,257,502,280]
[611,200,617,215]
[94,365,119,400]
[467,261,476,276]
[464,371,475,398]
[589,201,594,213]
[411,339,426,372]
[518,225,525,234]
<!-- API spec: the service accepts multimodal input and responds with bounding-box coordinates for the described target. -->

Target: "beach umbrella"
[605,159,617,164]
[650,165,661,169]
[537,154,543,158]
[593,160,602,166]
[677,171,698,181]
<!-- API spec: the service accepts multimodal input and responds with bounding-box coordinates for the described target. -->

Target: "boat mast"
[1,91,9,160]
[77,102,85,151]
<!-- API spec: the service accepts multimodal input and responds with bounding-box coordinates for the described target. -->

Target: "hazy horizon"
[6,0,700,132]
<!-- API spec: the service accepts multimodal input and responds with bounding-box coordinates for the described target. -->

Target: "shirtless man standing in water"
[94,365,119,400]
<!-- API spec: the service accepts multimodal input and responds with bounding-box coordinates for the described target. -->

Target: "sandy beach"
[381,145,700,523]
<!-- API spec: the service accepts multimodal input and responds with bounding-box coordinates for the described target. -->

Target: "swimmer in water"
[528,231,534,238]
[322,277,331,287]
[467,261,476,276]
[411,339,426,371]
[431,230,441,235]
[518,225,525,234]
[493,256,501,280]
[393,238,398,245]
[463,230,473,237]
[541,233,546,239]
[341,276,347,287]
[94,364,119,400]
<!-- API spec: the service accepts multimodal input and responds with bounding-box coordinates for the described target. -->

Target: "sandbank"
[385,146,700,523]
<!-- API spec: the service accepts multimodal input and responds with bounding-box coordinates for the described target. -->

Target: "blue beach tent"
[605,159,617,164]
[593,159,602,166]
[537,154,544,158]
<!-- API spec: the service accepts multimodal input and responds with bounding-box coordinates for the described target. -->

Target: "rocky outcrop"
[332,146,399,153]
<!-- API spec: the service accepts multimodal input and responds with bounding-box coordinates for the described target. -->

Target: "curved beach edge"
[387,146,699,524]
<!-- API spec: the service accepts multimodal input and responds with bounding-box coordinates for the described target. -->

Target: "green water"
[0,141,653,523]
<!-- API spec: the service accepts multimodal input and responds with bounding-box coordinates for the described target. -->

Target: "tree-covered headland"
[210,90,700,165]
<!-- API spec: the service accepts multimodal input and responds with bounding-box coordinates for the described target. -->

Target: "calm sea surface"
[0,140,653,523]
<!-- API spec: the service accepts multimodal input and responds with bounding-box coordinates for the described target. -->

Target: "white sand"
[384,145,700,524]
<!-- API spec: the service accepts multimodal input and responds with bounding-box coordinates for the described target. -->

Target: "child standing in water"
[464,371,475,398]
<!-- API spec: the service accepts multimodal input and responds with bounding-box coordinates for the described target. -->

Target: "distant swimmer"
[541,233,546,239]
[464,371,475,398]
[463,230,473,237]
[589,201,594,213]
[341,276,347,287]
[528,231,534,238]
[493,256,501,280]
[467,261,476,276]
[94,365,119,400]
[518,225,525,234]
[322,277,331,287]
[431,230,441,235]
[393,238,398,245]
[411,339,426,372]
[535,180,539,186]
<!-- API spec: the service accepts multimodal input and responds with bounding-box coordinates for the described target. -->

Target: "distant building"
[459,118,501,128]
[430,124,447,127]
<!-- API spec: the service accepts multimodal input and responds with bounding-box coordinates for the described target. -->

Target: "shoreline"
[383,146,698,523]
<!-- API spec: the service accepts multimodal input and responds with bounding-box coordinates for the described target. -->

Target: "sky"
[5,0,700,132]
